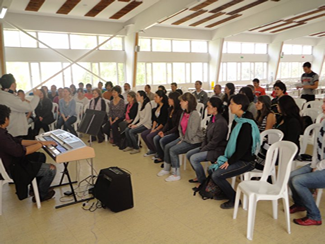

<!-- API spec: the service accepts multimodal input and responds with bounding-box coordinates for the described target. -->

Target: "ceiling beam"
[85,0,114,17]
[172,10,207,25]
[110,1,143,20]
[25,0,45,12]
[190,0,219,11]
[57,0,81,15]
[212,0,325,40]
[190,12,225,27]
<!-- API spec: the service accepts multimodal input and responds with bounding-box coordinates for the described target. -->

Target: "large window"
[6,62,31,90]
[278,62,304,79]
[38,32,69,49]
[223,42,268,54]
[136,62,208,85]
[282,44,312,55]
[98,36,123,50]
[152,39,172,52]
[4,30,37,48]
[172,40,190,52]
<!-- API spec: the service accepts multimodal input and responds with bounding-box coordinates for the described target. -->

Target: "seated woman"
[209,94,260,209]
[222,82,235,123]
[57,87,78,136]
[153,92,182,164]
[124,91,152,154]
[288,118,325,226]
[141,90,168,157]
[0,105,57,202]
[34,89,55,136]
[118,91,138,150]
[186,97,228,185]
[88,88,107,143]
[239,86,257,118]
[104,86,125,146]
[271,81,287,122]
[255,95,276,132]
[74,88,89,107]
[275,95,303,154]
[157,93,203,182]
[53,88,63,104]
[158,85,167,95]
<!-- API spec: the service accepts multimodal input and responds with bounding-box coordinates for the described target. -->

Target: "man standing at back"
[299,62,319,102]
[192,80,208,106]
[252,78,265,97]
[171,83,177,93]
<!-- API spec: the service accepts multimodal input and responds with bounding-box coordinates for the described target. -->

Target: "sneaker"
[144,151,155,157]
[154,159,163,164]
[130,149,140,154]
[290,204,306,214]
[33,190,55,202]
[157,170,170,177]
[165,175,181,182]
[123,147,133,152]
[220,200,235,209]
[294,217,322,226]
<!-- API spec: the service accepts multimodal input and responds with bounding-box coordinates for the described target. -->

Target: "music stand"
[78,109,106,185]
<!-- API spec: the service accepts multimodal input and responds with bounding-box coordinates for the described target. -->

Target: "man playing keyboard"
[0,104,57,202]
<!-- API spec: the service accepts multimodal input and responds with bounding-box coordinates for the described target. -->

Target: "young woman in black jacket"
[153,92,182,163]
[141,90,169,157]
[34,89,55,135]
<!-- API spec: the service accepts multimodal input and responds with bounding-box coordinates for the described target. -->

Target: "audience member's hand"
[39,117,43,121]
[158,131,164,137]
[126,119,132,124]
[42,141,57,147]
[219,162,229,169]
[130,125,137,129]
[33,89,42,97]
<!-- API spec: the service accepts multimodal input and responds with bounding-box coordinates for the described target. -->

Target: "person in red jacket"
[253,78,266,97]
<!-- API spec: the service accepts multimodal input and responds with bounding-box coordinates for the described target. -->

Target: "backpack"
[193,174,222,200]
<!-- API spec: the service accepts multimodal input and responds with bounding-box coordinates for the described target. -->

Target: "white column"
[268,41,283,84]
[124,27,138,89]
[312,39,325,83]
[209,38,224,86]
[0,23,6,75]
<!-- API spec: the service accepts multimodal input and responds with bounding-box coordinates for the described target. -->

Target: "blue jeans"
[186,148,208,183]
[141,129,161,152]
[36,163,56,199]
[57,116,77,136]
[289,164,325,221]
[210,160,255,203]
[124,125,147,149]
[153,133,179,160]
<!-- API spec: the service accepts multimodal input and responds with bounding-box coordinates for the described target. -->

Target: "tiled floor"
[0,140,324,244]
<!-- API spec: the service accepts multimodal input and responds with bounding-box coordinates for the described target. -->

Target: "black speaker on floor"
[94,167,133,212]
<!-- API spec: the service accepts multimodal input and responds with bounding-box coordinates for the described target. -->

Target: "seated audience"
[141,90,168,157]
[186,97,228,185]
[158,85,167,95]
[122,83,131,102]
[157,93,203,182]
[69,84,77,98]
[222,82,235,123]
[74,88,89,107]
[103,81,113,100]
[84,83,93,100]
[124,91,152,154]
[255,95,276,132]
[252,78,266,97]
[209,94,260,209]
[192,80,208,106]
[48,85,58,101]
[78,82,85,91]
[171,82,177,93]
[271,81,286,122]
[34,89,55,135]
[0,104,57,202]
[176,89,183,95]
[41,86,49,95]
[153,92,182,164]
[88,88,107,143]
[57,88,78,136]
[271,80,287,97]
[104,86,125,146]
[145,84,155,101]
[53,88,63,104]
[213,84,224,99]
[0,74,40,137]
[239,86,257,118]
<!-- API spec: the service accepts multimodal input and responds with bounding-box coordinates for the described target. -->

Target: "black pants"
[301,94,315,102]
[103,118,124,145]
[34,119,50,136]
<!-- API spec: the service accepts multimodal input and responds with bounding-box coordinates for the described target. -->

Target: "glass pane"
[255,62,266,79]
[72,62,92,86]
[292,45,302,55]
[146,63,152,84]
[279,62,291,78]
[100,62,117,84]
[167,63,172,84]
[152,39,171,52]
[227,42,241,53]
[192,41,208,53]
[139,38,151,51]
[255,43,267,54]
[118,63,125,85]
[70,34,97,50]
[63,63,73,86]
[30,63,41,88]
[137,62,146,86]
[6,62,31,90]
[302,45,312,55]
[241,62,251,80]
[38,32,69,49]
[98,36,123,50]
[186,63,191,83]
[173,63,186,84]
[227,62,237,81]
[282,44,292,55]
[92,63,99,85]
[20,31,37,48]
[241,43,254,54]
[40,62,64,88]
[292,62,302,78]
[172,40,190,52]
[4,30,20,47]
[191,63,203,82]
[203,63,208,82]
[153,63,166,84]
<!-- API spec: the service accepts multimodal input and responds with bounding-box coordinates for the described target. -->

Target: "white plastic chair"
[301,108,322,123]
[294,98,306,111]
[233,141,298,241]
[303,100,322,110]
[74,103,84,134]
[228,107,235,126]
[49,103,59,131]
[196,103,205,117]
[316,113,325,124]
[201,108,211,129]
[0,159,41,215]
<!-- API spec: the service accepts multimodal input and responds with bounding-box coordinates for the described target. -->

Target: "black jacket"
[200,114,228,162]
[152,104,169,127]
[276,116,302,153]
[124,102,138,122]
[35,98,55,125]
[162,108,183,135]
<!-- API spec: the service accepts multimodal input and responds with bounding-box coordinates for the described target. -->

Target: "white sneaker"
[157,170,170,177]
[165,175,181,182]
[130,149,140,154]
[143,151,155,157]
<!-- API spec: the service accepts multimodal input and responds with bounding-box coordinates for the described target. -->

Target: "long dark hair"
[168,91,181,113]
[239,86,254,103]
[158,85,167,95]
[40,88,48,99]
[155,90,168,106]
[278,95,303,130]
[209,96,224,114]
[230,94,254,120]
[223,82,235,103]
[137,90,150,111]
[256,95,272,125]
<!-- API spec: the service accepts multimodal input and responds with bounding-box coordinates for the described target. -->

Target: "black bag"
[193,174,222,200]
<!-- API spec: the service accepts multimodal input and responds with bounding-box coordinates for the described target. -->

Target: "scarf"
[209,114,260,171]
[90,97,102,111]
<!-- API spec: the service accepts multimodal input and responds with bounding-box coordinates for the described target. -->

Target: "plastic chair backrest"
[196,103,205,116]
[52,103,59,120]
[75,103,84,120]
[261,141,297,194]
[316,113,325,124]
[301,123,322,155]
[294,98,307,110]
[0,159,13,184]
[301,108,321,123]
[228,107,234,125]
[260,129,283,145]
[303,100,322,110]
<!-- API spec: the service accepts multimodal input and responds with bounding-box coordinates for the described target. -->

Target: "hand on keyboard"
[42,141,58,147]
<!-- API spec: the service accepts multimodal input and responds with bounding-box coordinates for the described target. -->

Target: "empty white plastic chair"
[233,141,298,241]
[303,100,322,110]
[196,103,205,117]
[301,108,322,123]
[294,98,306,111]
[0,159,41,215]
[316,113,325,124]
[49,103,59,131]
[74,102,84,134]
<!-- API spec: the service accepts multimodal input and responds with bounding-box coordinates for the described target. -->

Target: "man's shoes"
[220,200,241,209]
[290,204,306,214]
[32,190,55,203]
[294,217,322,226]
[188,179,199,183]
[154,159,163,163]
